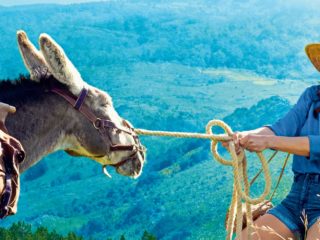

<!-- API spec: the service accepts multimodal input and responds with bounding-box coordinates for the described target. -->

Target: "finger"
[248,144,261,152]
[236,148,242,155]
[223,145,230,150]
[232,133,240,150]
[232,132,238,142]
[9,137,23,150]
[221,141,228,147]
[235,144,240,153]
[0,103,16,114]
[0,130,10,142]
[241,139,252,150]
[0,103,16,125]
[1,139,25,164]
[239,135,249,147]
[222,144,229,151]
[1,141,15,159]
[243,144,252,151]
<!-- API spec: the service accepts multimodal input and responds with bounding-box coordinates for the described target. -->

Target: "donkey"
[0,30,145,178]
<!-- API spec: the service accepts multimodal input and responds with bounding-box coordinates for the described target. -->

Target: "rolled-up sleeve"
[308,135,320,161]
[264,87,312,137]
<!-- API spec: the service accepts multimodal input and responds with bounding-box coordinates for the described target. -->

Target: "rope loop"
[206,120,234,166]
[134,119,273,239]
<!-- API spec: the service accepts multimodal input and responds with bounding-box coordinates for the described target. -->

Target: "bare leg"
[237,214,296,240]
[306,220,320,240]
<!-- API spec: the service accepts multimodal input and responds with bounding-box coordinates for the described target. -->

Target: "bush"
[0,221,83,240]
[0,222,157,240]
[141,231,157,240]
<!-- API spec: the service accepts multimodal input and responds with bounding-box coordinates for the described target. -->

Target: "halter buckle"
[93,118,102,129]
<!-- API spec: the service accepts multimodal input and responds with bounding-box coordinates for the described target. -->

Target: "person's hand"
[0,103,15,123]
[221,131,249,155]
[239,134,270,152]
[0,130,25,164]
[0,102,25,163]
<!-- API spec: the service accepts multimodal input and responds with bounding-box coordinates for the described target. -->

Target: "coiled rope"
[134,119,273,240]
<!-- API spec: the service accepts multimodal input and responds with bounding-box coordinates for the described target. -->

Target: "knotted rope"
[135,119,272,240]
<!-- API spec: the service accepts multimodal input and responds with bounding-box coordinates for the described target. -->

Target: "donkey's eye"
[100,103,109,108]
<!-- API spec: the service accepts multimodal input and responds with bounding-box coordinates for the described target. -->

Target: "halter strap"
[74,88,88,110]
[51,87,88,109]
[50,85,145,171]
[50,86,136,134]
[51,86,97,124]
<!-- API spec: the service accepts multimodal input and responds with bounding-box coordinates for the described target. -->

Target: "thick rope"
[243,156,252,240]
[134,119,272,240]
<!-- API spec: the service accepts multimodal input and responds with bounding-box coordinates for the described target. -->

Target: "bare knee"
[235,214,296,240]
[306,220,320,240]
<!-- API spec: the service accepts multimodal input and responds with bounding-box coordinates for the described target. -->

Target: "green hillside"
[0,1,319,239]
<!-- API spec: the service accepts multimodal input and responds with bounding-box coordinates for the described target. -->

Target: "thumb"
[0,103,16,114]
[0,103,16,123]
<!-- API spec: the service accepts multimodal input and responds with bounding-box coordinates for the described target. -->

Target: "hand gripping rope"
[135,119,274,240]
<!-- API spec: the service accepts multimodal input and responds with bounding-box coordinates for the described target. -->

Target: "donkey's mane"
[0,74,67,106]
[1,74,40,89]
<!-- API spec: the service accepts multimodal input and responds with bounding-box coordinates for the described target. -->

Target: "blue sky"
[0,0,105,6]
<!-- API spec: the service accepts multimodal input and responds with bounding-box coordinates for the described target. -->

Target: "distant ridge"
[0,0,109,8]
[0,1,317,238]
[0,4,62,12]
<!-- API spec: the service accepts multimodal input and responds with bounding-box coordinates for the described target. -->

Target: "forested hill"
[1,0,320,80]
[0,1,319,239]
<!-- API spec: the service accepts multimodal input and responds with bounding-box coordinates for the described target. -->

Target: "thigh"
[305,181,320,233]
[238,214,297,240]
[307,219,320,240]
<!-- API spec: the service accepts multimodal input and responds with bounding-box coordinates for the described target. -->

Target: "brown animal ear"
[39,33,86,95]
[17,30,50,81]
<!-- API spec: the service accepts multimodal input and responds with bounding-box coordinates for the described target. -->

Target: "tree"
[141,231,157,240]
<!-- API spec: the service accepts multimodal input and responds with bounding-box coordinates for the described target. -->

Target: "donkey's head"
[16,31,145,178]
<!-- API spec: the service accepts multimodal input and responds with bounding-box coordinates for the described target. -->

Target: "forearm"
[266,136,310,157]
[242,127,275,136]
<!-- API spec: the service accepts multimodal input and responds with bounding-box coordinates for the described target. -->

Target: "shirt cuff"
[308,135,320,161]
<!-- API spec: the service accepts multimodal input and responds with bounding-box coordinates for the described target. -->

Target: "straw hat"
[305,44,320,72]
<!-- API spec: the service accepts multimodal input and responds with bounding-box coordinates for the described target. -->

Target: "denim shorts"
[268,173,320,239]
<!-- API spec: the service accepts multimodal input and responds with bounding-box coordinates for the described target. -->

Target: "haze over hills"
[0,0,319,239]
[0,0,104,6]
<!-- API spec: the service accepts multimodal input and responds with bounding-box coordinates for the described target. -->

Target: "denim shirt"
[265,85,320,173]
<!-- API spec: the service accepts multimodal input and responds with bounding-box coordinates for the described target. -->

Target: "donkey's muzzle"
[114,150,144,178]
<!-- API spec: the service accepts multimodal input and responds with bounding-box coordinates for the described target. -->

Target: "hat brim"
[305,44,320,72]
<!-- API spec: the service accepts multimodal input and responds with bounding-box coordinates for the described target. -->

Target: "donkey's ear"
[17,30,50,81]
[39,33,85,95]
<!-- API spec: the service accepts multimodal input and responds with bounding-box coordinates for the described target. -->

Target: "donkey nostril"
[135,156,142,168]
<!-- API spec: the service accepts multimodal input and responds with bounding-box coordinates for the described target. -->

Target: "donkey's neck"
[0,79,74,172]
